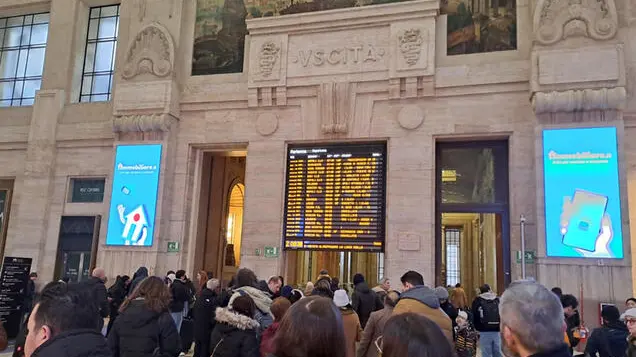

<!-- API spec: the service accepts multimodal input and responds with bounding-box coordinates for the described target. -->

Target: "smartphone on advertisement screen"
[562,190,608,252]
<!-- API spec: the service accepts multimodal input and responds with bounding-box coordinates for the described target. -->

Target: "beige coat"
[393,297,454,344]
[356,306,393,357]
[341,308,362,357]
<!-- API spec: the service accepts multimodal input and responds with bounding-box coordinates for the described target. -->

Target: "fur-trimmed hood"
[214,307,260,330]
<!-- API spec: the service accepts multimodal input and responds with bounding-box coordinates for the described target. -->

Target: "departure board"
[283,143,386,252]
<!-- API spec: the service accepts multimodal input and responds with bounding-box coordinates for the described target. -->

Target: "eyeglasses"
[375,336,383,356]
[625,318,636,324]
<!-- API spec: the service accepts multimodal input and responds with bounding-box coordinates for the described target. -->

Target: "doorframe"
[434,140,511,291]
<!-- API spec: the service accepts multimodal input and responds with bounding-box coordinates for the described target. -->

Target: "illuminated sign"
[106,144,162,246]
[283,143,386,252]
[543,127,623,258]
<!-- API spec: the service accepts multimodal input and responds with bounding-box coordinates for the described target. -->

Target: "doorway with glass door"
[435,141,510,303]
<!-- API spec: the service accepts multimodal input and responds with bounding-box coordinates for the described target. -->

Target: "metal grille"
[445,227,461,286]
[0,13,50,107]
[79,5,120,103]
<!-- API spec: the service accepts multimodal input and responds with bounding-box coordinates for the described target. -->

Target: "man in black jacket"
[561,294,581,353]
[170,270,193,333]
[83,268,109,332]
[351,273,383,328]
[193,278,220,357]
[24,282,111,357]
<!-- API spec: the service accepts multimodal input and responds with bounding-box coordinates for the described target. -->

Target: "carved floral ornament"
[122,22,175,79]
[399,28,424,65]
[113,113,177,132]
[533,0,618,45]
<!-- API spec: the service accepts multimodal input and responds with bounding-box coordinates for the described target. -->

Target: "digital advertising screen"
[282,143,386,252]
[543,127,623,259]
[106,144,162,246]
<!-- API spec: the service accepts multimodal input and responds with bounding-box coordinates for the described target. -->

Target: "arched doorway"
[223,182,244,281]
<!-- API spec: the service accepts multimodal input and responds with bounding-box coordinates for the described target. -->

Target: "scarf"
[231,286,273,314]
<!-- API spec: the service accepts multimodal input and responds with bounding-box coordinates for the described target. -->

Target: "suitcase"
[180,316,194,353]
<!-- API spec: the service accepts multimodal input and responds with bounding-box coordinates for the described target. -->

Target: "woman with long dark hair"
[272,296,347,357]
[108,276,181,357]
[379,313,454,357]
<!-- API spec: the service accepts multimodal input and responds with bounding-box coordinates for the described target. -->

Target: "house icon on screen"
[122,205,148,242]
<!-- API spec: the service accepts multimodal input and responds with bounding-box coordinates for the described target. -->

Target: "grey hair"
[206,278,220,291]
[500,280,564,353]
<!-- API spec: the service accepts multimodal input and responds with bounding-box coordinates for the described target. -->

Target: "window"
[69,178,105,203]
[445,227,461,287]
[0,13,50,107]
[79,5,119,103]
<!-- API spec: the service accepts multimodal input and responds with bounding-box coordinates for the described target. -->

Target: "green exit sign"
[516,250,536,264]
[167,241,180,253]
[264,246,279,258]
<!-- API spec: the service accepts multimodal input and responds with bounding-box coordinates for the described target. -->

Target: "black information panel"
[283,143,386,252]
[0,257,32,338]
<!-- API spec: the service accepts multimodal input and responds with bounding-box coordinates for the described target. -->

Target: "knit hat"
[457,310,468,321]
[167,273,176,282]
[621,308,636,320]
[435,286,449,300]
[333,289,350,307]
[281,285,293,299]
[353,273,365,286]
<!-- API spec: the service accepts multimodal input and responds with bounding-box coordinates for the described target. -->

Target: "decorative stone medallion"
[397,105,424,130]
[256,112,279,136]
[399,29,424,66]
[259,41,281,77]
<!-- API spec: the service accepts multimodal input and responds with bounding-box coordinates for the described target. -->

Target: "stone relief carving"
[122,23,175,80]
[534,0,618,45]
[399,29,423,65]
[397,105,424,130]
[113,113,177,132]
[256,112,279,136]
[258,41,281,77]
[532,87,626,113]
[289,44,385,67]
[320,82,353,134]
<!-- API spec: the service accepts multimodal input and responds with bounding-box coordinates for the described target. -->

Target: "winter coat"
[352,282,383,329]
[108,280,129,320]
[259,321,280,357]
[170,279,192,313]
[83,277,110,319]
[393,285,453,343]
[627,336,636,357]
[30,329,112,357]
[108,299,181,357]
[194,288,220,340]
[455,325,478,357]
[471,292,500,332]
[209,307,260,357]
[565,311,581,351]
[356,306,393,357]
[341,308,362,357]
[129,267,149,295]
[229,286,274,332]
[583,321,628,357]
[527,344,571,357]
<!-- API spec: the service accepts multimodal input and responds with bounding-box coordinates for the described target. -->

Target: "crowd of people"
[14,266,636,357]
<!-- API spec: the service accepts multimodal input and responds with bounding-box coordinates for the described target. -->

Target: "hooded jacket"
[352,282,383,329]
[471,291,500,332]
[169,279,192,313]
[194,288,220,340]
[209,307,260,357]
[108,299,181,357]
[31,329,111,357]
[229,286,274,331]
[393,285,453,343]
[584,321,628,357]
[129,267,149,295]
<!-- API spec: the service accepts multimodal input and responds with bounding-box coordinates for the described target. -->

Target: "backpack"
[478,298,500,326]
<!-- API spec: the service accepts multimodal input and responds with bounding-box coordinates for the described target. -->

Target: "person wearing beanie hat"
[436,286,458,335]
[334,289,361,357]
[303,282,314,297]
[351,273,383,329]
[280,285,293,300]
[585,305,628,357]
[455,309,478,357]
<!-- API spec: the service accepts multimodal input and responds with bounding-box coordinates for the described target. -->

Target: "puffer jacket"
[108,299,181,357]
[393,285,453,343]
[209,307,260,357]
[352,282,383,329]
[31,329,111,357]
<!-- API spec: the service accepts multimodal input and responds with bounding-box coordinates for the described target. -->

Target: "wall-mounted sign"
[515,250,536,264]
[543,127,623,259]
[70,178,105,203]
[264,246,279,258]
[282,143,387,252]
[106,144,162,246]
[167,241,180,253]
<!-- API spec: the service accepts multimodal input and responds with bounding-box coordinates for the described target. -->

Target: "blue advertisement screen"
[543,127,623,258]
[106,144,162,246]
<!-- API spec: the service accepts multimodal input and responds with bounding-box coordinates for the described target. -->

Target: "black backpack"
[478,298,500,326]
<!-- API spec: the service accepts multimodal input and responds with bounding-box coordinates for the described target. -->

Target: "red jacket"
[260,321,280,357]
